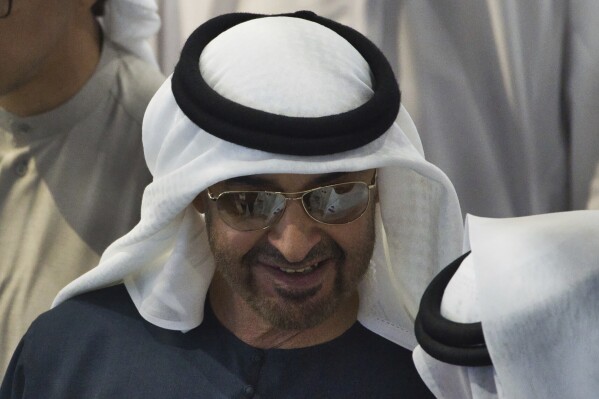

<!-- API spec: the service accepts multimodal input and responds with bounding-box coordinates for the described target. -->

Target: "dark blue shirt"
[1,285,434,398]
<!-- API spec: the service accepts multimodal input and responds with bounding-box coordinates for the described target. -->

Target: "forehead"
[216,170,375,191]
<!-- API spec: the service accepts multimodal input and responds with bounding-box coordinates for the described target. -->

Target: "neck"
[209,272,359,349]
[0,16,102,116]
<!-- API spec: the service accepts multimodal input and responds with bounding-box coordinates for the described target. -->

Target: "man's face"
[0,0,81,98]
[197,170,377,330]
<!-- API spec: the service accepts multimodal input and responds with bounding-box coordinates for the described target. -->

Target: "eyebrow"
[224,172,350,191]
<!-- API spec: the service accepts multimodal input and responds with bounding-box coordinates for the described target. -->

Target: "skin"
[194,170,377,349]
[0,0,101,116]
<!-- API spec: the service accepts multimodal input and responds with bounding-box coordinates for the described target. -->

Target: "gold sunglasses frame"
[206,170,378,231]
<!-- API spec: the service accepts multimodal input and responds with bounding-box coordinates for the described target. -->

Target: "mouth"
[257,258,332,281]
[253,258,336,298]
[276,260,327,275]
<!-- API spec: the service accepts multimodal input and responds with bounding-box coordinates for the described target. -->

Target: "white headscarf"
[54,14,462,350]
[100,0,161,67]
[414,210,599,398]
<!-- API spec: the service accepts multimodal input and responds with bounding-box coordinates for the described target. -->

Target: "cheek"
[0,12,71,93]
[223,229,261,256]
[205,207,263,258]
[0,29,37,93]
[326,204,376,261]
[335,203,376,241]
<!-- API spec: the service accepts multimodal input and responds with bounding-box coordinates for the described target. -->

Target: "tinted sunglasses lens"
[304,182,370,224]
[216,191,285,231]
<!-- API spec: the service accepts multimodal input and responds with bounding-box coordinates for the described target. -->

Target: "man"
[414,211,599,398]
[1,12,462,397]
[0,0,164,372]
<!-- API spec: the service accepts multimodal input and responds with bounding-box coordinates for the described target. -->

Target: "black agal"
[171,11,400,156]
[415,252,493,367]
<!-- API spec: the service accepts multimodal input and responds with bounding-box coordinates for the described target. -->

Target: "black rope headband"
[171,11,400,156]
[415,252,493,367]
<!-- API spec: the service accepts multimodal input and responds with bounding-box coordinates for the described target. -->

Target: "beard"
[205,208,376,330]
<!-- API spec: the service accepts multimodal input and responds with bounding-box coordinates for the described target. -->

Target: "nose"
[267,199,321,263]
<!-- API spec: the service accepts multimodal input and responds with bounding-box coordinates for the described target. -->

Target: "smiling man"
[200,170,377,348]
[1,11,462,398]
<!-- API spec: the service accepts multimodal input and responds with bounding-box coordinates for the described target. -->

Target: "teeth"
[279,262,322,274]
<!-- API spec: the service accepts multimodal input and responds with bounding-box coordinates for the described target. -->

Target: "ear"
[192,191,207,214]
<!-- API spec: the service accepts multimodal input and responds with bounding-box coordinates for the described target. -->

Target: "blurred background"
[151,0,599,219]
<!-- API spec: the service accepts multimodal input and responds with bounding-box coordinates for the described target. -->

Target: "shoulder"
[15,285,148,378]
[273,322,431,399]
[349,322,415,363]
[351,325,435,396]
[104,42,166,123]
[28,285,139,343]
[3,286,203,398]
[317,322,420,375]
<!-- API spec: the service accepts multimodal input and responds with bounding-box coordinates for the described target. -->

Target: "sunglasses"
[206,171,377,231]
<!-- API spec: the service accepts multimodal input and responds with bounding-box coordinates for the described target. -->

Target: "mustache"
[242,239,345,268]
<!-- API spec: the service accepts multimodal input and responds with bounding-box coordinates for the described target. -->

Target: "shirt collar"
[0,40,120,143]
